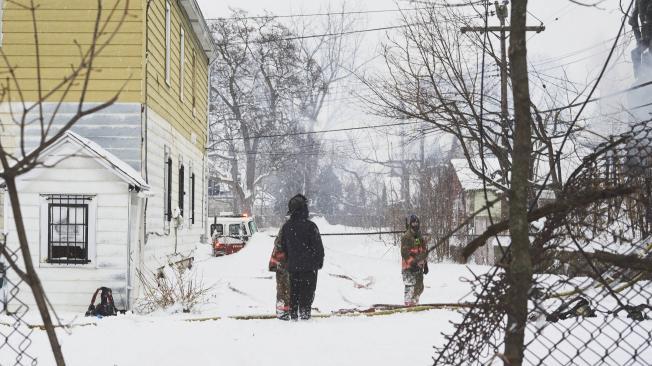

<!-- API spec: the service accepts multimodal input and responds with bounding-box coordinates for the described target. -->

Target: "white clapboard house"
[0,0,216,312]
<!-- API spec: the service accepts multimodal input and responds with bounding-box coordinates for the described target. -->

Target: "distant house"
[0,0,216,311]
[207,177,236,217]
[449,158,507,264]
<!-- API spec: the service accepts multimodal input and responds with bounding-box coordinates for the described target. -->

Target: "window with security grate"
[45,195,93,264]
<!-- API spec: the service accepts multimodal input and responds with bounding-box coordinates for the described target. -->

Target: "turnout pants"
[275,270,290,320]
[289,270,318,320]
[402,270,424,306]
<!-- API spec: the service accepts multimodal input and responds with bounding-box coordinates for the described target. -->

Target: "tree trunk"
[505,1,534,365]
[5,177,66,366]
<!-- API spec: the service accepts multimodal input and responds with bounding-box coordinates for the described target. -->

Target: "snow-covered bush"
[135,262,211,314]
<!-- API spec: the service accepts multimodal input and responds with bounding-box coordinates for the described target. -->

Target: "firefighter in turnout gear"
[280,194,324,320]
[401,214,429,306]
[268,227,290,320]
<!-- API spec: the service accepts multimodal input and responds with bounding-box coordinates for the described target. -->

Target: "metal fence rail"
[433,121,652,365]
[0,236,37,366]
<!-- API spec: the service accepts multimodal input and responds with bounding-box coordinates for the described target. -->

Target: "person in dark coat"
[279,194,324,320]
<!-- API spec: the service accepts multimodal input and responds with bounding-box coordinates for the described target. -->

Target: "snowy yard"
[8,218,650,365]
[2,219,482,366]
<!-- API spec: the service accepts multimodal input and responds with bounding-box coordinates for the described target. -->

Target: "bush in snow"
[135,261,211,314]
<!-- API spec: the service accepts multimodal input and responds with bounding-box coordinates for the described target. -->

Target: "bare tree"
[0,1,130,365]
[209,12,306,214]
[208,8,360,215]
[364,1,649,364]
[290,3,362,195]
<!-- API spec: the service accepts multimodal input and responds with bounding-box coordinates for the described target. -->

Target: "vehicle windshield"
[211,224,223,237]
[228,224,241,237]
[248,220,257,235]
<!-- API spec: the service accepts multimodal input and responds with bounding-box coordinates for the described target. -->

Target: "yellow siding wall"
[1,0,210,149]
[145,0,209,151]
[1,0,144,102]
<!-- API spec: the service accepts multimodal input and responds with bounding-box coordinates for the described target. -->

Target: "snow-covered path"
[40,311,457,366]
[196,218,480,316]
[2,219,485,365]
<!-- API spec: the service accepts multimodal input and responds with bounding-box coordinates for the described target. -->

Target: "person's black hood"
[290,205,309,220]
[287,194,309,217]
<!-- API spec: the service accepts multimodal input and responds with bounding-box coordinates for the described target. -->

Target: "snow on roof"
[43,131,150,191]
[179,0,218,62]
[450,157,501,191]
[451,149,585,192]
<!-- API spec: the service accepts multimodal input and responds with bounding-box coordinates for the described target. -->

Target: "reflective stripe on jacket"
[400,229,426,271]
[268,227,287,272]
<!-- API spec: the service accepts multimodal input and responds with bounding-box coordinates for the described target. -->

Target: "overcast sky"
[194,0,631,72]
[196,0,636,151]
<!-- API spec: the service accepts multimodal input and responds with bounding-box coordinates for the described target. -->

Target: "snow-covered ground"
[1,218,485,366]
[4,218,652,365]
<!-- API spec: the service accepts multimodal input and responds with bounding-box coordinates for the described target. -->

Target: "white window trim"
[191,50,196,117]
[188,161,193,227]
[39,195,97,268]
[179,27,185,101]
[165,1,171,86]
[178,154,185,220]
[0,0,4,47]
[164,145,171,230]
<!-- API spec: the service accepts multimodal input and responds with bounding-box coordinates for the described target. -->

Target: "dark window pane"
[46,195,92,264]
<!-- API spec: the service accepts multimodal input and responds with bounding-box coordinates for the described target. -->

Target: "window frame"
[228,224,241,237]
[187,162,194,226]
[178,160,185,218]
[191,50,196,116]
[179,27,185,101]
[164,1,171,86]
[39,194,97,266]
[210,223,223,237]
[164,146,172,225]
[190,171,195,225]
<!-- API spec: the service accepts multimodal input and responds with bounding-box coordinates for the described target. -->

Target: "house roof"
[450,157,502,191]
[450,150,585,193]
[179,0,218,62]
[42,131,150,191]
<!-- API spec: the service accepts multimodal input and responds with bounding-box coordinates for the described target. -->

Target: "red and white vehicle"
[210,213,258,257]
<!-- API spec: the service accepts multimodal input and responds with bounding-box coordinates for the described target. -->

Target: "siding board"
[145,0,208,150]
[1,0,144,103]
[4,20,142,34]
[6,9,144,22]
[4,0,142,11]
[4,44,143,57]
[5,33,144,45]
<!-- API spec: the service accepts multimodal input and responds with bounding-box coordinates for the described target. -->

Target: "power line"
[210,9,485,45]
[212,121,422,142]
[207,8,429,21]
[530,31,632,68]
[542,79,652,113]
[212,22,433,45]
[527,10,545,25]
[206,1,484,20]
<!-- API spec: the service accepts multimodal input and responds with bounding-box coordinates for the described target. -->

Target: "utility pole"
[461,2,544,154]
[496,1,510,151]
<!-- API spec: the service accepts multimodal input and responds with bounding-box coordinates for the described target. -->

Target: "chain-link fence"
[433,121,652,365]
[0,236,37,366]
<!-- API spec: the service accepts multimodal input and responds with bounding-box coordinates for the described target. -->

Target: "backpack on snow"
[85,287,118,317]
